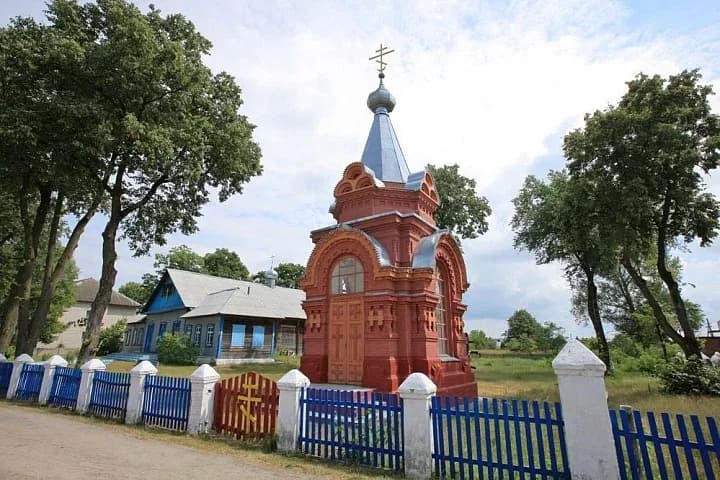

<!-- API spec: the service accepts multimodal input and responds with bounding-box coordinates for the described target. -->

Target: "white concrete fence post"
[125,360,158,425]
[188,364,220,435]
[7,353,34,400]
[398,372,437,480]
[76,359,106,414]
[277,369,311,453]
[552,339,620,480]
[39,355,68,405]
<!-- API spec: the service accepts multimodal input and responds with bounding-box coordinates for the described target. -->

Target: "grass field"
[106,351,719,417]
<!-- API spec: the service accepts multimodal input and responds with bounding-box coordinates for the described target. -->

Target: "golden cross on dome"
[369,43,395,75]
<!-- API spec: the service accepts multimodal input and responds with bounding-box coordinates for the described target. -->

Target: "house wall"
[276,319,304,355]
[220,316,275,361]
[36,302,138,355]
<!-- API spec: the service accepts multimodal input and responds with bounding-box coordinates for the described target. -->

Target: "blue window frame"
[194,325,202,346]
[231,324,245,347]
[252,326,265,348]
[137,328,144,346]
[206,324,215,347]
[172,320,181,334]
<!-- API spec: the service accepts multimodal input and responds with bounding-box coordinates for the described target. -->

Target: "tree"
[64,1,262,364]
[203,248,249,280]
[0,14,110,354]
[275,263,305,288]
[427,164,492,239]
[512,172,614,368]
[118,281,153,306]
[154,245,204,274]
[468,329,495,350]
[96,320,127,356]
[503,309,542,352]
[565,70,719,358]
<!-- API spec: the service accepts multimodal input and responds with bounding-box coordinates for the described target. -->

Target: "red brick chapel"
[300,61,476,397]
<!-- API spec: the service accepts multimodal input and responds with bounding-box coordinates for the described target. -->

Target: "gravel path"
[0,403,320,480]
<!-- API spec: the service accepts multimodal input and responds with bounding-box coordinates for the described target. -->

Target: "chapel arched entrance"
[327,257,365,384]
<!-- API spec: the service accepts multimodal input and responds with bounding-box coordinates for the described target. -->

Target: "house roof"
[75,278,140,307]
[162,269,305,320]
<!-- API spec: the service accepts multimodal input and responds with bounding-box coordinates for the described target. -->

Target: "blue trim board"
[216,315,224,358]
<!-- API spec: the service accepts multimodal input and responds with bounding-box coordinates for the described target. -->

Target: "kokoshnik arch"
[300,49,476,397]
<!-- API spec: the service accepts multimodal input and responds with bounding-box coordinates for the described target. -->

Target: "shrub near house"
[157,334,199,365]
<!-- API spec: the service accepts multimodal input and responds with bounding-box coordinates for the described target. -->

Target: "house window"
[435,268,449,356]
[206,324,215,347]
[185,324,192,337]
[194,325,202,346]
[252,326,265,348]
[157,322,167,344]
[231,324,246,347]
[330,257,364,295]
[137,328,144,346]
[172,320,181,334]
[162,283,173,299]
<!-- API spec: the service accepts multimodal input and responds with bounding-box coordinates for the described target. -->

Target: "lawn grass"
[471,350,720,417]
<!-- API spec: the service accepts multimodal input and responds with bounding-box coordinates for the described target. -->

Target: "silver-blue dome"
[367,84,396,113]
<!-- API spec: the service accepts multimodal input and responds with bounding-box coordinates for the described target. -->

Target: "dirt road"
[0,403,364,480]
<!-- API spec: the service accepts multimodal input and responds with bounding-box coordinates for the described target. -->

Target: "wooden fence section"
[213,372,278,440]
[48,366,82,410]
[15,364,44,402]
[610,408,720,480]
[88,371,130,420]
[142,375,191,431]
[0,362,12,397]
[299,388,404,471]
[431,396,570,480]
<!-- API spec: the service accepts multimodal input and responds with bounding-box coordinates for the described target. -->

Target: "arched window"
[331,257,364,295]
[435,267,449,355]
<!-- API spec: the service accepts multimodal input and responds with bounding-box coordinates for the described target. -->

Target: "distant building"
[36,278,140,356]
[123,268,305,364]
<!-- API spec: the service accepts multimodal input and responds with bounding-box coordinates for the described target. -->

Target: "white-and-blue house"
[123,268,305,364]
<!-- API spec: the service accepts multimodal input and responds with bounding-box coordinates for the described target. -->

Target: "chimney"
[264,269,278,288]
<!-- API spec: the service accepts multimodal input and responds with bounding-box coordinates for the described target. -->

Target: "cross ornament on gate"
[237,375,261,425]
[369,43,395,75]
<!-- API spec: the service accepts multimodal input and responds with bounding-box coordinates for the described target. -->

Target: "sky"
[2,0,719,339]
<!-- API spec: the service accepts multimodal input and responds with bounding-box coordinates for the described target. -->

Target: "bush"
[656,357,720,396]
[157,333,199,365]
[97,320,127,356]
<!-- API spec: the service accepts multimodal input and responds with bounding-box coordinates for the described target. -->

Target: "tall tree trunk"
[655,228,701,356]
[23,192,104,354]
[5,183,52,355]
[583,267,612,372]
[620,254,696,356]
[0,303,18,355]
[77,219,119,364]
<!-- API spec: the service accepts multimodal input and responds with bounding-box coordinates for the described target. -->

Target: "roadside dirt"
[0,403,383,480]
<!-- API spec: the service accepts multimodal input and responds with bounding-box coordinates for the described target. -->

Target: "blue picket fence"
[15,363,44,402]
[48,366,82,410]
[610,408,720,480]
[142,375,191,431]
[88,371,130,420]
[0,362,13,397]
[431,396,570,479]
[299,388,404,471]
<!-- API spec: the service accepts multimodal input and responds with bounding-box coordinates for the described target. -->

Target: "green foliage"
[154,245,204,274]
[274,263,305,288]
[427,163,491,239]
[503,310,566,353]
[157,333,199,365]
[203,248,250,280]
[97,320,127,356]
[468,329,495,350]
[656,357,720,396]
[118,281,153,305]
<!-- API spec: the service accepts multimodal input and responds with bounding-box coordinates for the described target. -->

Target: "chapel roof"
[360,81,412,184]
